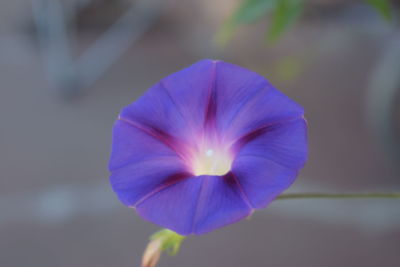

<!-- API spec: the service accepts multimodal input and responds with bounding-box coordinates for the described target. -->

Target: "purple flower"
[109,59,307,235]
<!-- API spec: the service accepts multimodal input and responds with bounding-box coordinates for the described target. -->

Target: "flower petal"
[109,120,183,171]
[191,174,253,235]
[157,59,217,135]
[231,118,307,208]
[135,175,252,235]
[212,61,304,142]
[120,59,219,147]
[234,118,308,169]
[109,120,191,206]
[232,156,298,209]
[109,59,308,235]
[135,177,202,235]
[119,82,190,146]
[110,158,190,206]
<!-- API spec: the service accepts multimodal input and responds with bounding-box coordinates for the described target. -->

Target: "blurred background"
[1,0,399,266]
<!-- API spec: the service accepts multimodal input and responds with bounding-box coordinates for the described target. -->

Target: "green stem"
[276,192,400,200]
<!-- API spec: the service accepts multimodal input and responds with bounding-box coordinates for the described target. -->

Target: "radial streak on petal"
[109,120,182,171]
[227,172,254,210]
[135,175,251,235]
[203,60,218,130]
[117,116,188,159]
[230,116,304,154]
[231,118,307,208]
[191,175,252,235]
[119,82,190,145]
[160,59,217,136]
[133,172,191,207]
[136,177,202,235]
[109,119,190,206]
[212,61,304,143]
[232,155,299,209]
[236,118,308,169]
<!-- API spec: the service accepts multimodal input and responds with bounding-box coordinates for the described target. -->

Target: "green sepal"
[150,229,186,256]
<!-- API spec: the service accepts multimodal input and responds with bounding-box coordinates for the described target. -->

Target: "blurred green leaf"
[267,0,304,42]
[215,0,277,46]
[232,0,278,24]
[217,0,393,47]
[365,0,392,21]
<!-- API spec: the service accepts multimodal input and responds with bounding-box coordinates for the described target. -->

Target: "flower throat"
[192,147,232,176]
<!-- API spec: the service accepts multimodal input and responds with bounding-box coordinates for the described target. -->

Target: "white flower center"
[192,147,232,176]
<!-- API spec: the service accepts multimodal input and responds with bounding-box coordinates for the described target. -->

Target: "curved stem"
[276,192,400,200]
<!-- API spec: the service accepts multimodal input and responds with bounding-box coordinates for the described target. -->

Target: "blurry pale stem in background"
[143,191,400,267]
[276,192,400,200]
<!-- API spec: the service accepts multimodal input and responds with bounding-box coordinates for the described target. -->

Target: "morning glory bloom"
[109,59,307,235]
